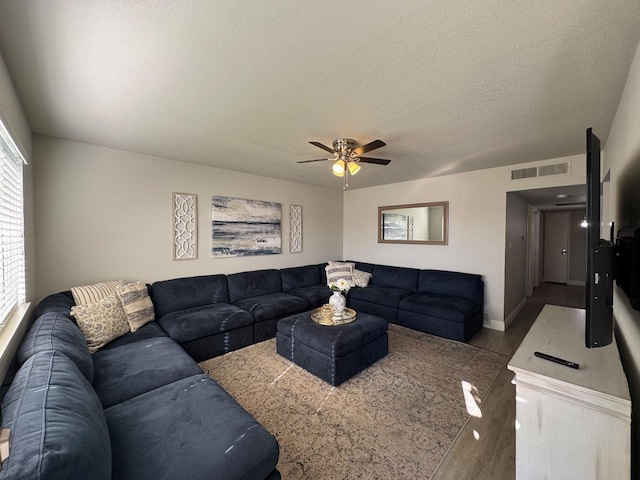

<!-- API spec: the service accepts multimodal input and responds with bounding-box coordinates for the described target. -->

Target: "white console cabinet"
[508,305,631,480]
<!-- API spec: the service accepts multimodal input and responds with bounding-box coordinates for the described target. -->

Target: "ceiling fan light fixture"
[300,138,390,187]
[347,161,361,175]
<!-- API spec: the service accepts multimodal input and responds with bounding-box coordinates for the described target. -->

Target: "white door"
[543,212,569,283]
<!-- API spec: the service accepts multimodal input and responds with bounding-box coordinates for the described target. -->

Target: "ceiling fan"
[297,138,391,188]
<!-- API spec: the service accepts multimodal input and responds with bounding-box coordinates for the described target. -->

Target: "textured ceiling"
[0,1,638,191]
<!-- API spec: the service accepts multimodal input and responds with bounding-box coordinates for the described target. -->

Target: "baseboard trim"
[483,316,505,332]
[504,297,527,329]
[567,280,586,287]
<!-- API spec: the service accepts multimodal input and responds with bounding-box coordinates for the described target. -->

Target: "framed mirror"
[378,201,448,245]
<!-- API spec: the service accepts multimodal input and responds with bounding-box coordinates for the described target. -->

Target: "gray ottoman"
[276,311,388,386]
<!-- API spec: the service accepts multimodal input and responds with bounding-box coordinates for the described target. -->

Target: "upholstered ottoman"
[276,311,388,386]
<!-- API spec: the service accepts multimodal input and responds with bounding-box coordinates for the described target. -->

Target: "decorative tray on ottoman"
[311,305,357,326]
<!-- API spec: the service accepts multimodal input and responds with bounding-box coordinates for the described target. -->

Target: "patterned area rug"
[200,324,507,480]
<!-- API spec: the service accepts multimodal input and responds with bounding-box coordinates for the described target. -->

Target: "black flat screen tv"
[585,128,614,348]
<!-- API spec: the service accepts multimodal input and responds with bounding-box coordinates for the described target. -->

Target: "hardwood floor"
[430,282,585,480]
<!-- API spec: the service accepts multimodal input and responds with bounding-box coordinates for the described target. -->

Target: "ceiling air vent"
[511,162,570,180]
[538,162,569,176]
[511,167,537,180]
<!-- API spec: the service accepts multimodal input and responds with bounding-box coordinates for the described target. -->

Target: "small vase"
[329,291,346,316]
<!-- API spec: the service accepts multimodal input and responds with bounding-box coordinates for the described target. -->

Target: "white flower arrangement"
[329,278,350,295]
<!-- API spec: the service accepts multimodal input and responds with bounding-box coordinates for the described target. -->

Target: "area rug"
[199,324,507,479]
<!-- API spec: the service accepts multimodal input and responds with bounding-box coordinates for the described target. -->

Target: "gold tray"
[311,305,357,326]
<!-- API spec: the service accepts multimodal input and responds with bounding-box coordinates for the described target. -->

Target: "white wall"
[602,40,640,476]
[32,135,343,301]
[343,155,586,329]
[0,52,29,161]
[504,192,528,325]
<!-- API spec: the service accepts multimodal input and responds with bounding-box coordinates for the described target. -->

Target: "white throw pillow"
[325,263,354,287]
[116,282,155,332]
[71,280,125,306]
[352,269,372,288]
[71,294,130,353]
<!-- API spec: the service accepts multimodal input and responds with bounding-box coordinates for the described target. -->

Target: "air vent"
[511,162,570,181]
[511,167,537,180]
[538,162,569,176]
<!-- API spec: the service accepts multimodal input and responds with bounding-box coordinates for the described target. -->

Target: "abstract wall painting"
[173,193,198,260]
[211,196,282,257]
[382,213,408,240]
[289,205,302,253]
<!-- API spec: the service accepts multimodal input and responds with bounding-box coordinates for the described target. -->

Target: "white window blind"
[0,118,26,326]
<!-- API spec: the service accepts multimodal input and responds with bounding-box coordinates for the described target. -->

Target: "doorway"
[504,185,587,328]
[543,211,570,283]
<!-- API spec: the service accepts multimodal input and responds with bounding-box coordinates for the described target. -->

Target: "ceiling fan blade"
[297,158,330,164]
[357,157,391,165]
[309,141,335,154]
[352,139,386,156]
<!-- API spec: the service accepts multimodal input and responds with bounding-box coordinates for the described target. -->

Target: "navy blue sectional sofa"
[152,267,328,361]
[227,269,309,343]
[347,261,484,342]
[152,274,256,362]
[1,292,281,480]
[0,261,483,479]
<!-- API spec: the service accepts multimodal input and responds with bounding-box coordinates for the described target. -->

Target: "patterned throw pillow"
[71,294,130,353]
[116,282,155,332]
[325,262,354,287]
[352,269,372,288]
[71,280,125,306]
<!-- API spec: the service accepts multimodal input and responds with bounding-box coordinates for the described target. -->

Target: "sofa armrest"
[1,351,111,480]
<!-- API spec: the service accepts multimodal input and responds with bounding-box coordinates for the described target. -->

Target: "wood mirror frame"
[378,201,449,245]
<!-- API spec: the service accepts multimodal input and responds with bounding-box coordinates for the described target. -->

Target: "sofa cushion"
[233,292,308,322]
[318,263,328,285]
[100,321,168,350]
[399,293,481,323]
[0,351,111,480]
[18,312,94,383]
[284,285,331,309]
[157,303,254,344]
[116,281,155,332]
[71,280,125,305]
[105,374,279,480]
[350,261,376,274]
[228,269,282,303]
[371,264,420,292]
[280,265,321,290]
[71,294,131,353]
[92,336,202,408]
[150,274,230,317]
[348,284,414,308]
[418,270,483,304]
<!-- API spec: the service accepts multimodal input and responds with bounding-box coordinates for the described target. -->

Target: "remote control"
[534,351,580,369]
